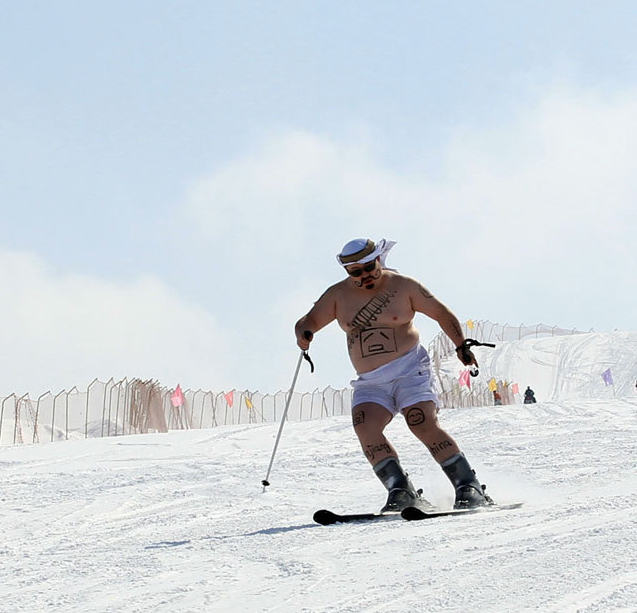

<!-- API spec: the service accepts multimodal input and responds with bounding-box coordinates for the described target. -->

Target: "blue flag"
[601,368,613,386]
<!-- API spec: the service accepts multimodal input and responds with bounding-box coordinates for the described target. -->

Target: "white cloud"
[10,84,633,398]
[186,86,637,271]
[443,86,637,261]
[184,130,420,268]
[183,83,637,371]
[0,248,232,396]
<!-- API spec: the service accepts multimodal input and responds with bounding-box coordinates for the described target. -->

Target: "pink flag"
[458,370,471,389]
[224,391,234,407]
[601,368,613,386]
[171,384,185,408]
[511,383,519,395]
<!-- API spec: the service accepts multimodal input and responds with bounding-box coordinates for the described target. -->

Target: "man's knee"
[352,404,392,440]
[403,403,439,434]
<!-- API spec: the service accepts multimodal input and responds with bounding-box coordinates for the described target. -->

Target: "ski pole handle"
[456,339,496,376]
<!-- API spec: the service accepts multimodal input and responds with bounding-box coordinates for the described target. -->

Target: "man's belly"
[348,326,420,374]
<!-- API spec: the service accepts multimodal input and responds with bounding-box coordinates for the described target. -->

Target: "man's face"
[345,258,382,290]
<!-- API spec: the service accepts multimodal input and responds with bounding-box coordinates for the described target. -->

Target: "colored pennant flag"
[466,319,474,330]
[488,378,498,392]
[245,396,254,410]
[458,370,471,389]
[601,368,613,386]
[170,384,185,408]
[511,383,519,395]
[224,391,234,407]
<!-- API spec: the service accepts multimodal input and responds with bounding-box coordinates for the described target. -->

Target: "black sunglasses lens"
[349,261,376,277]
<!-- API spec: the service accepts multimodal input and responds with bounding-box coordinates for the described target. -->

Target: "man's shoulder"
[315,280,346,303]
[384,272,437,303]
[385,271,421,288]
[329,278,350,293]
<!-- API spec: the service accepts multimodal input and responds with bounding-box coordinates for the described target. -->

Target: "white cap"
[336,238,397,268]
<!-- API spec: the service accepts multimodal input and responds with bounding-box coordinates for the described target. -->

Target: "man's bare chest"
[336,288,413,330]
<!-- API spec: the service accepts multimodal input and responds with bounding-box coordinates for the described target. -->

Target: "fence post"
[101,378,113,437]
[298,392,307,421]
[0,394,16,446]
[211,393,219,428]
[199,391,209,428]
[52,390,65,442]
[273,391,281,423]
[35,391,50,443]
[66,387,79,440]
[107,382,121,437]
[85,379,98,438]
[15,393,28,444]
[113,379,126,436]
[261,394,271,423]
[117,379,128,435]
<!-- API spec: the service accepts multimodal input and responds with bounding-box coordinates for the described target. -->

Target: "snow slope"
[2,394,637,612]
[440,331,637,403]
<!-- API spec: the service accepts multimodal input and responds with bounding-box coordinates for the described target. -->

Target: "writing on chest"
[342,289,408,329]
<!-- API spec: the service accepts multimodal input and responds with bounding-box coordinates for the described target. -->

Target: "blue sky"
[1,1,636,396]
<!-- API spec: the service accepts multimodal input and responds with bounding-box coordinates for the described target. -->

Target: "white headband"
[336,238,397,268]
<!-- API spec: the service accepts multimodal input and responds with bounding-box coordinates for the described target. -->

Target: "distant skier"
[493,390,503,406]
[523,386,537,404]
[295,238,493,512]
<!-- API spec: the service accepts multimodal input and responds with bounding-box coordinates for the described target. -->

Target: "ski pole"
[261,333,314,492]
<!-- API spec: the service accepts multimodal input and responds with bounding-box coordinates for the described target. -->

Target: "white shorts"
[350,344,439,416]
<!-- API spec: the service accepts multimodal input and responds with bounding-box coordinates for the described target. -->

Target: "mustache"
[356,270,381,287]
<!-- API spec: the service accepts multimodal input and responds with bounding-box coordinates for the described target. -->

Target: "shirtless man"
[294,238,491,511]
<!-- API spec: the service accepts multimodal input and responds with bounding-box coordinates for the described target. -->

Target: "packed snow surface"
[2,396,637,612]
[438,331,637,402]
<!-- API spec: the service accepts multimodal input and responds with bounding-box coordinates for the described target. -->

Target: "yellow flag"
[488,378,497,392]
[245,397,254,409]
[466,319,474,330]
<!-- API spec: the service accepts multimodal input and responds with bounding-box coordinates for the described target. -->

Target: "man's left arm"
[409,279,477,367]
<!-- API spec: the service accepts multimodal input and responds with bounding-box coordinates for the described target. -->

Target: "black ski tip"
[313,509,399,525]
[313,509,339,525]
[401,506,431,521]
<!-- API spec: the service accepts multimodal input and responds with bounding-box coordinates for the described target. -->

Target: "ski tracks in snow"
[1,401,637,612]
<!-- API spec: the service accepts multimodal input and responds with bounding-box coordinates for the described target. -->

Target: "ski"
[401,501,524,521]
[313,502,524,525]
[312,509,401,525]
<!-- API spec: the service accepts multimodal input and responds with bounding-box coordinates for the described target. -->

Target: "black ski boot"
[373,457,432,513]
[441,453,494,509]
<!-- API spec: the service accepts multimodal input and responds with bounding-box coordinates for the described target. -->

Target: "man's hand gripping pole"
[456,338,496,376]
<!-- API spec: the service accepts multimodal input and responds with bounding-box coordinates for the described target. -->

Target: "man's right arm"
[294,287,337,350]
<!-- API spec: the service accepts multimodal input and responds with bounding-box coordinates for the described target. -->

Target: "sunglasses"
[347,261,377,277]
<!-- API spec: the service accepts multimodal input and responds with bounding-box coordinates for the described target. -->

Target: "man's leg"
[402,401,460,463]
[351,402,396,465]
[352,402,421,511]
[403,401,489,508]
